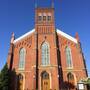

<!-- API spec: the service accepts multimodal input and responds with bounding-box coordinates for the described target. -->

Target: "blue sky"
[0,0,90,76]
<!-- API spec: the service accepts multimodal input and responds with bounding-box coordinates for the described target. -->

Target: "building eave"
[13,29,35,44]
[13,28,77,44]
[56,29,78,43]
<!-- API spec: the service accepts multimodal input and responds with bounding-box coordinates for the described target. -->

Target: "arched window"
[19,48,26,70]
[41,42,50,66]
[65,46,73,68]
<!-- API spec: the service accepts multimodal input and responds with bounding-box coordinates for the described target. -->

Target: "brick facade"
[7,7,88,90]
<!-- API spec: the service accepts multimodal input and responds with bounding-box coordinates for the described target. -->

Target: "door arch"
[67,72,75,90]
[41,71,50,90]
[17,74,24,90]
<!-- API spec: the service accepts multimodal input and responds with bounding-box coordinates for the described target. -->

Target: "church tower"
[35,3,60,90]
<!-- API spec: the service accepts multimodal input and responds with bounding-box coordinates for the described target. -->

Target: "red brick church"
[7,2,88,90]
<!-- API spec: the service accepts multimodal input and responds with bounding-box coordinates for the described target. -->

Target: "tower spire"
[35,0,54,8]
[35,0,37,8]
[51,0,54,8]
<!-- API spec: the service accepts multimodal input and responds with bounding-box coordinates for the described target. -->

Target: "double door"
[42,79,50,90]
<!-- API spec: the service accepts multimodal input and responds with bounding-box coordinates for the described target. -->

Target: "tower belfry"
[35,0,55,34]
[35,1,57,90]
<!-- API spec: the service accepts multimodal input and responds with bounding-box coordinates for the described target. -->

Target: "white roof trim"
[57,29,77,43]
[13,28,77,44]
[13,29,35,43]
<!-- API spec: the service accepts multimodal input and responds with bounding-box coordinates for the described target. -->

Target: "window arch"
[65,46,73,68]
[41,42,50,66]
[41,71,49,79]
[19,48,26,70]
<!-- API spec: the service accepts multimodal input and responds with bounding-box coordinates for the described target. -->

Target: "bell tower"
[34,1,60,90]
[35,0,55,34]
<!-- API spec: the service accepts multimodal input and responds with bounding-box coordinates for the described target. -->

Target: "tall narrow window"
[38,13,42,21]
[38,16,42,21]
[43,16,46,21]
[19,48,26,70]
[47,13,51,21]
[47,16,51,21]
[65,46,73,68]
[41,42,50,66]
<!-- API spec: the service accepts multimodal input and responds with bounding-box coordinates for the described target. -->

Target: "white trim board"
[13,28,77,44]
[56,29,77,43]
[13,29,35,43]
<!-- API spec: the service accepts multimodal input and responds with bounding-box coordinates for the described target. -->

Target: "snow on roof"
[13,29,35,43]
[57,29,77,43]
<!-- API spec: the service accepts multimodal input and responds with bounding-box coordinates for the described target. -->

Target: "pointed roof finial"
[75,32,80,42]
[51,0,54,8]
[10,32,15,44]
[35,0,37,8]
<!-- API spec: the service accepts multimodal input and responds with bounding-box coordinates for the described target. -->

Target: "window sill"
[18,68,25,71]
[40,64,51,67]
[66,67,73,70]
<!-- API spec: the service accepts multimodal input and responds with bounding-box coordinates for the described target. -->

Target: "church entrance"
[41,71,50,90]
[17,74,24,90]
[67,73,75,90]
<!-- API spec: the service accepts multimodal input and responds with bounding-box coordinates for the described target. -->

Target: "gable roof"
[56,29,77,43]
[13,29,35,44]
[13,28,77,44]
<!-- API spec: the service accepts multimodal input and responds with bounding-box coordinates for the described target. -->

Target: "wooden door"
[19,79,23,90]
[67,73,75,90]
[18,74,23,90]
[42,79,50,90]
[41,71,50,90]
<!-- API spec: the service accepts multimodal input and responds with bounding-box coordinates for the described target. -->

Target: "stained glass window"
[41,42,50,66]
[65,46,73,68]
[19,48,26,70]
